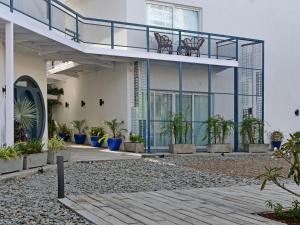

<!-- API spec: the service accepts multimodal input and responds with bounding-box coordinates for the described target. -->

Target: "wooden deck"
[60,184,299,225]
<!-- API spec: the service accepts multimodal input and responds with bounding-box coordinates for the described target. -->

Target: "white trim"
[5,22,14,146]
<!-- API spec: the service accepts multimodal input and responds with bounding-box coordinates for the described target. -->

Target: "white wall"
[53,63,129,139]
[0,42,48,145]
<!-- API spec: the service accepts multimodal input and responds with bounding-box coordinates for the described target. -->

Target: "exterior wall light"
[99,99,104,106]
[2,86,6,94]
[65,102,69,108]
[81,100,86,107]
[295,109,299,117]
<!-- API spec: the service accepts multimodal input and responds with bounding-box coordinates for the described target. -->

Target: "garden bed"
[259,213,300,225]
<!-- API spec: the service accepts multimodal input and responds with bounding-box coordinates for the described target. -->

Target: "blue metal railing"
[1,0,264,60]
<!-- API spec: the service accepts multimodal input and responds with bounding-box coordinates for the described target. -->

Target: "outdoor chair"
[183,37,205,57]
[154,32,173,54]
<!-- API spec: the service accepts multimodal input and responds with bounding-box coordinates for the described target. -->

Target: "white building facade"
[0,0,298,152]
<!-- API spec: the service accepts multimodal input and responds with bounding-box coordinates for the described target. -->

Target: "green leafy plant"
[129,133,144,143]
[88,126,105,137]
[57,123,72,137]
[203,115,234,144]
[71,120,88,134]
[0,146,21,160]
[14,98,37,142]
[15,140,44,155]
[160,113,192,144]
[240,116,264,144]
[104,119,127,139]
[271,131,284,142]
[48,135,66,152]
[265,200,300,220]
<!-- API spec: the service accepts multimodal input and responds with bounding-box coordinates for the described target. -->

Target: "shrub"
[270,131,284,142]
[57,123,72,137]
[129,133,144,143]
[104,119,127,139]
[71,120,88,134]
[48,135,66,152]
[240,116,264,144]
[0,146,21,160]
[15,140,44,155]
[88,126,105,137]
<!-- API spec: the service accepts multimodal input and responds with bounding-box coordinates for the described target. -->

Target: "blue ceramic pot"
[90,136,101,147]
[272,141,282,149]
[74,134,87,144]
[58,132,69,142]
[107,138,122,151]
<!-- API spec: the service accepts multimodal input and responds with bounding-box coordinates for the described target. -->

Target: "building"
[0,0,298,152]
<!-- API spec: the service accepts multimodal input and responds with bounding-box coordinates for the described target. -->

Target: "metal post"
[10,0,13,12]
[208,34,211,58]
[207,64,212,144]
[146,27,150,52]
[179,62,183,144]
[75,14,79,42]
[111,22,114,49]
[48,0,52,30]
[57,156,65,199]
[146,59,151,153]
[234,39,239,152]
[261,41,265,143]
[178,31,182,55]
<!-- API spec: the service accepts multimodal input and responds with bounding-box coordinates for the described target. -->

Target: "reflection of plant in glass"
[14,98,37,142]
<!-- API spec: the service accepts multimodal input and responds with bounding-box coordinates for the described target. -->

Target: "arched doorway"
[14,76,46,140]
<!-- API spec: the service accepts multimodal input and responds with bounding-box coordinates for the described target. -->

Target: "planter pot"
[47,149,71,164]
[23,152,48,170]
[169,144,196,154]
[271,141,282,149]
[0,156,23,174]
[90,136,101,147]
[124,142,145,153]
[58,132,70,142]
[107,138,122,151]
[207,144,232,153]
[244,144,270,153]
[74,134,87,144]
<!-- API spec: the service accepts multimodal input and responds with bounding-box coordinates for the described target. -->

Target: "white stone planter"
[0,156,23,174]
[169,144,196,154]
[47,149,71,164]
[244,144,270,153]
[23,152,48,169]
[207,144,232,153]
[124,143,145,153]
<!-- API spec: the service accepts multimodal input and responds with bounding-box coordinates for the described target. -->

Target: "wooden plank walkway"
[60,184,299,225]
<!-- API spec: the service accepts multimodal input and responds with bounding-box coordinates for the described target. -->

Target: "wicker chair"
[183,37,205,57]
[154,32,173,54]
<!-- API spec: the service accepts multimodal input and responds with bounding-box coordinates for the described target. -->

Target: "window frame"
[146,0,202,32]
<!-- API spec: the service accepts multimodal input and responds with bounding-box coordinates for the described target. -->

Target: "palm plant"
[240,116,264,144]
[14,98,37,142]
[71,120,88,134]
[104,119,127,139]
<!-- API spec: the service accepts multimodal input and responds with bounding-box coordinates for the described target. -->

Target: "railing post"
[178,30,182,55]
[146,26,150,52]
[48,0,52,30]
[75,14,79,42]
[146,59,151,153]
[57,156,65,199]
[111,22,114,49]
[208,34,211,58]
[10,0,13,12]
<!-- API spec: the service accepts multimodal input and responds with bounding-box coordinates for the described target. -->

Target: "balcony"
[0,0,263,67]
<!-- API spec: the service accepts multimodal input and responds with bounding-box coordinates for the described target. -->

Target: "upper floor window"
[146,2,200,31]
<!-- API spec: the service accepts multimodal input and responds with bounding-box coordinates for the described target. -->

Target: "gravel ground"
[0,155,285,224]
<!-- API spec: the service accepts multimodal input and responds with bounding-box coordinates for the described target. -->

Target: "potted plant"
[47,135,71,164]
[71,120,88,144]
[160,113,196,154]
[124,132,145,153]
[15,140,47,169]
[88,126,105,147]
[0,146,23,174]
[57,123,72,142]
[101,119,127,151]
[14,97,37,142]
[270,131,284,149]
[203,115,234,153]
[240,116,269,153]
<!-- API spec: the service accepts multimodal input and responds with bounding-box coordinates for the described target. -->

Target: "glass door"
[194,95,208,146]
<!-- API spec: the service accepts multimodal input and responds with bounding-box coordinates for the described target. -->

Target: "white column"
[5,22,14,146]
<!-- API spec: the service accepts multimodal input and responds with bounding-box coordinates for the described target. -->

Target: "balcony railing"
[0,0,263,61]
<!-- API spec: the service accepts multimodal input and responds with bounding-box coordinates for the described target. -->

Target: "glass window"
[146,3,200,31]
